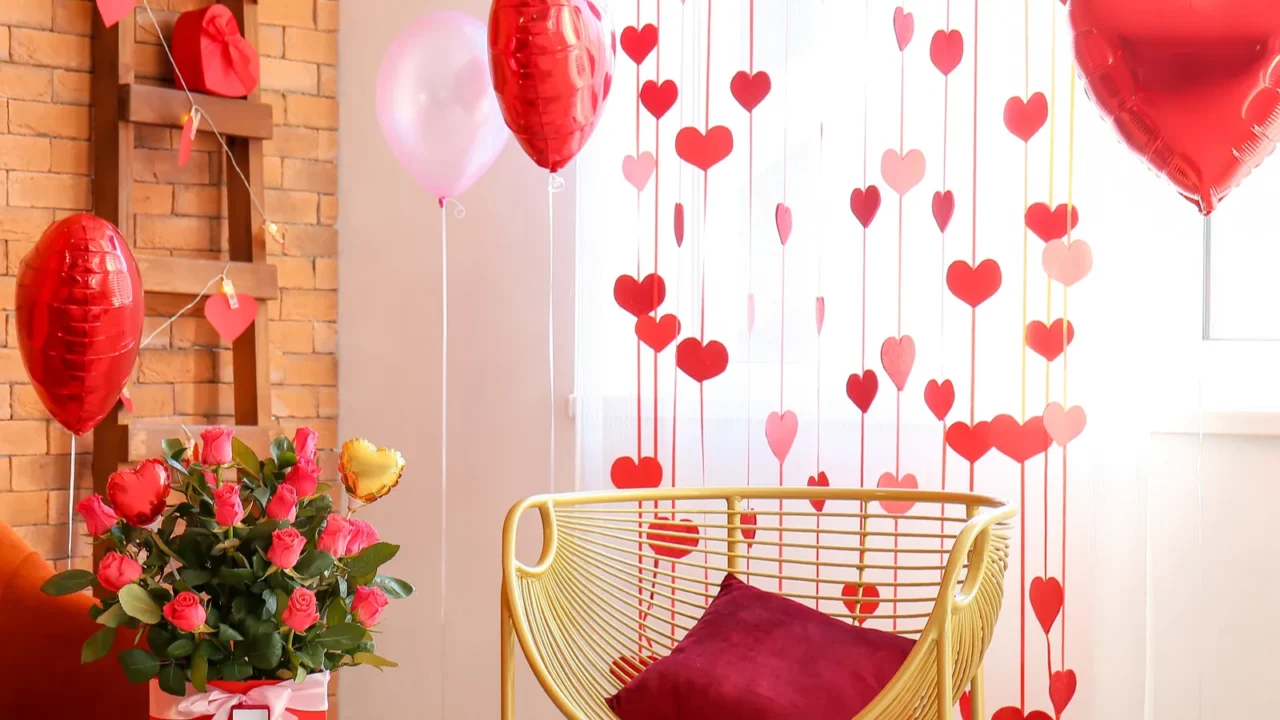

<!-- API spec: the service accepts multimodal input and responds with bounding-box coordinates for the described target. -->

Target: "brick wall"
[0,0,339,569]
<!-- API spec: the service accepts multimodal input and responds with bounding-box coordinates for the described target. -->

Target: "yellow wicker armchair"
[501,487,1016,720]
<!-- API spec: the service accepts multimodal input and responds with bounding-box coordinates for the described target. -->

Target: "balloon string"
[439,203,449,720]
[140,263,232,349]
[66,434,75,570]
[548,174,565,493]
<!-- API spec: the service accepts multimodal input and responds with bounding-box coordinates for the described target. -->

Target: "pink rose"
[201,427,234,466]
[293,427,319,462]
[346,518,380,556]
[316,514,351,557]
[284,457,320,498]
[281,587,320,633]
[162,591,207,633]
[266,484,298,523]
[213,483,245,528]
[97,551,142,593]
[352,586,389,627]
[267,527,306,569]
[77,494,118,537]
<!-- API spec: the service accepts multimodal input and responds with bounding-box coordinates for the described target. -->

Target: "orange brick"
[3,313,14,347]
[285,94,337,130]
[0,135,51,171]
[0,0,53,29]
[136,214,212,251]
[140,314,172,349]
[318,387,337,418]
[0,206,52,240]
[174,184,224,217]
[10,28,90,70]
[48,485,92,525]
[318,131,337,161]
[269,320,313,353]
[282,354,336,385]
[12,453,90,492]
[0,98,8,130]
[0,349,25,382]
[313,323,336,354]
[52,0,91,35]
[261,57,317,94]
[0,63,53,101]
[11,384,49,419]
[319,65,335,98]
[269,353,286,385]
[0,491,49,526]
[46,422,92,453]
[121,383,173,417]
[276,224,334,257]
[282,159,336,194]
[0,419,48,454]
[261,90,286,124]
[173,382,233,416]
[134,43,172,82]
[259,25,284,57]
[266,189,317,224]
[9,171,90,209]
[16,522,90,561]
[135,147,212,184]
[0,27,8,61]
[264,156,282,189]
[0,383,10,419]
[52,69,89,105]
[285,27,336,65]
[269,256,315,289]
[0,457,9,491]
[9,99,88,138]
[260,0,314,28]
[272,385,317,417]
[316,0,337,31]
[138,349,215,383]
[0,275,14,309]
[133,182,174,215]
[281,289,335,322]
[319,194,337,226]
[315,258,336,290]
[137,125,171,149]
[176,128,220,152]
[264,125,318,159]
[171,315,226,349]
[50,138,88,173]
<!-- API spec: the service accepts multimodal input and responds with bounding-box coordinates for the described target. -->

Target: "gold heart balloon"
[339,438,405,504]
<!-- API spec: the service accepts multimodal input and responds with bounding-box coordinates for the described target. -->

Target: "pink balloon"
[376,11,508,201]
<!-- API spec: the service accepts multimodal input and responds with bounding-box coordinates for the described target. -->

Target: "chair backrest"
[502,487,1016,720]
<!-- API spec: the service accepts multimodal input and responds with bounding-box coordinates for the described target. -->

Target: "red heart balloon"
[172,5,260,98]
[490,0,615,172]
[1071,0,1280,213]
[106,459,172,527]
[16,214,144,436]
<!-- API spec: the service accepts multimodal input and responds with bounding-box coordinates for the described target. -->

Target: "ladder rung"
[139,256,279,300]
[122,83,274,140]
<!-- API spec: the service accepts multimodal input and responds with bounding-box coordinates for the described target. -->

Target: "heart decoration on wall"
[1029,575,1064,634]
[614,273,666,317]
[880,335,916,392]
[930,30,964,75]
[205,292,258,343]
[775,203,793,245]
[846,371,879,413]
[1043,402,1087,446]
[877,473,918,514]
[1026,319,1075,361]
[947,259,1002,308]
[1043,238,1093,287]
[1004,93,1048,142]
[765,411,799,464]
[1025,202,1080,242]
[815,297,825,335]
[646,516,700,560]
[924,379,955,421]
[635,314,680,352]
[991,414,1052,464]
[1050,669,1078,716]
[850,186,882,228]
[946,421,994,463]
[881,149,926,195]
[841,582,881,625]
[676,338,729,382]
[673,203,685,246]
[611,456,663,489]
[807,471,830,512]
[676,126,734,171]
[640,80,678,119]
[730,70,772,112]
[622,152,656,191]
[893,7,914,51]
[97,0,137,28]
[932,190,955,232]
[620,24,658,65]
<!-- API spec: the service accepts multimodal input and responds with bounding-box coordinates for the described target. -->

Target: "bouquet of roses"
[40,426,412,699]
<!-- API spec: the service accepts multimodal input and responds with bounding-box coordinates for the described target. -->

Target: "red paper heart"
[924,379,955,421]
[850,186,882,228]
[841,582,881,625]
[775,203,792,245]
[993,709,1054,720]
[846,370,879,414]
[674,203,685,247]
[622,152,656,191]
[893,7,914,51]
[614,273,666,317]
[620,24,658,65]
[730,70,772,112]
[1025,202,1080,242]
[97,0,136,28]
[880,335,915,392]
[646,516,700,559]
[930,29,964,74]
[807,471,829,512]
[765,411,799,463]
[877,472,918,514]
[947,259,1002,308]
[1051,669,1078,716]
[204,293,259,343]
[676,126,734,171]
[740,512,758,543]
[611,456,663,489]
[1026,318,1075,361]
[106,459,171,527]
[946,421,994,463]
[640,79,678,119]
[960,693,971,720]
[991,414,1052,463]
[932,190,955,232]
[1004,92,1049,141]
[1029,575,1064,634]
[635,314,680,352]
[178,113,196,167]
[676,338,729,382]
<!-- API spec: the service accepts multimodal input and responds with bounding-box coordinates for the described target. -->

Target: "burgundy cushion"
[607,574,916,720]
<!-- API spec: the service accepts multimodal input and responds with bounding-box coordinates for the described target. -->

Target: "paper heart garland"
[646,516,700,559]
[1029,575,1064,634]
[205,292,258,343]
[339,437,406,504]
[946,421,994,463]
[993,709,1053,720]
[747,293,755,334]
[730,70,772,112]
[622,152,656,191]
[676,338,729,382]
[841,582,881,625]
[815,297,825,335]
[674,203,685,247]
[1004,92,1048,141]
[640,79,678,119]
[807,471,830,512]
[765,411,799,463]
[932,190,955,232]
[1026,318,1075,361]
[676,126,734,171]
[620,24,658,65]
[850,186,882,228]
[740,512,758,543]
[881,149,926,195]
[991,414,1052,464]
[106,459,171,527]
[97,0,136,29]
[635,314,680,352]
[1044,401,1087,446]
[1051,669,1078,716]
[880,335,915,392]
[1043,238,1093,286]
[1026,202,1080,242]
[947,259,1002,308]
[614,273,666,317]
[924,379,955,421]
[893,7,914,51]
[775,203,792,245]
[877,472,918,514]
[611,456,663,489]
[930,29,964,75]
[846,371,879,414]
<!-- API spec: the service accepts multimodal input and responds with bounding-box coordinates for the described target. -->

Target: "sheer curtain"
[576,1,1205,717]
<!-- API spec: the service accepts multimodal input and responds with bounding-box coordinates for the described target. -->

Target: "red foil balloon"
[489,0,615,172]
[1071,0,1280,215]
[16,213,144,435]
[106,459,171,527]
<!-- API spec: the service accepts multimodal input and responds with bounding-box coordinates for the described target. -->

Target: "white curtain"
[575,1,1221,717]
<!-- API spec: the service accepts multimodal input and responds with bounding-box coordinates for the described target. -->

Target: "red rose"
[266,483,298,523]
[352,586,389,627]
[213,483,245,527]
[346,518,380,556]
[281,587,320,633]
[162,591,207,633]
[201,427,235,465]
[267,527,306,569]
[284,457,320,497]
[316,514,351,557]
[293,427,319,462]
[77,494,118,537]
[97,551,142,593]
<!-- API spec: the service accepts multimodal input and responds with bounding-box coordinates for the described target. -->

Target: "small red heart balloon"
[107,459,172,527]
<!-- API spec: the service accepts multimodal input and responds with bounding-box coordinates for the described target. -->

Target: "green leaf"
[190,650,209,692]
[294,550,334,579]
[262,588,278,618]
[162,438,187,462]
[325,596,348,626]
[159,663,187,697]
[178,568,212,588]
[244,519,286,542]
[252,485,271,509]
[146,626,174,657]
[232,437,261,479]
[118,584,162,625]
[217,567,257,588]
[118,648,161,683]
[205,606,221,629]
[97,603,130,628]
[342,542,400,578]
[314,623,367,651]
[218,624,244,643]
[40,569,95,596]
[220,659,252,681]
[81,627,116,664]
[242,615,278,638]
[296,643,325,670]
[270,435,294,465]
[371,575,415,600]
[352,652,399,670]
[277,451,297,468]
[246,632,284,670]
[166,638,194,658]
[272,589,289,621]
[231,596,249,623]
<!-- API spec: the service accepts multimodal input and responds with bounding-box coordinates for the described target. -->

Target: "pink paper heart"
[674,203,685,247]
[747,293,755,334]
[877,472,918,514]
[1043,402,1087,446]
[1042,238,1093,287]
[775,203,792,245]
[881,149,926,196]
[765,411,799,464]
[204,293,258,342]
[815,297,825,335]
[880,335,916,392]
[97,0,136,28]
[893,7,914,51]
[622,152,655,192]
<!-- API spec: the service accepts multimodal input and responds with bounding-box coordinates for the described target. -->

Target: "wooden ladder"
[89,0,281,565]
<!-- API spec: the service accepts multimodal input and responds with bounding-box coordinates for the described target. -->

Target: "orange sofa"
[0,521,146,719]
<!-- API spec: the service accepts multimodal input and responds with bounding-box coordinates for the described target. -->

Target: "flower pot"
[148,671,329,720]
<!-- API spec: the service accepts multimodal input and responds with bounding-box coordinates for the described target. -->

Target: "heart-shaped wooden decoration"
[610,456,663,489]
[205,293,259,343]
[646,516,700,559]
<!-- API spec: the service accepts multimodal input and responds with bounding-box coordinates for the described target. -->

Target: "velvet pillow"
[607,574,916,720]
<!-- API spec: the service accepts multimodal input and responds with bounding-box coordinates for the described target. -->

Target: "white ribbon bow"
[150,671,329,720]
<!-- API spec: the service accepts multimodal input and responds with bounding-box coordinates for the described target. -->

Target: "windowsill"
[1151,411,1280,437]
